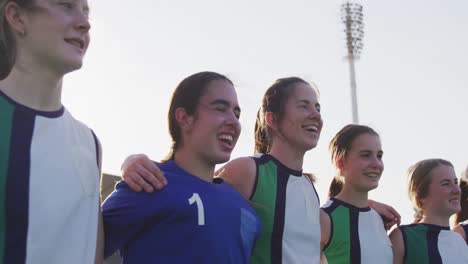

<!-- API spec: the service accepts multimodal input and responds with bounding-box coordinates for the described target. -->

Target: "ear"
[265,112,278,131]
[175,107,194,131]
[4,2,28,36]
[336,157,345,171]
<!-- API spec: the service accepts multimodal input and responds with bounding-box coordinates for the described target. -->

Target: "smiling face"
[420,165,461,218]
[340,133,384,192]
[273,82,322,153]
[19,0,90,75]
[183,79,241,165]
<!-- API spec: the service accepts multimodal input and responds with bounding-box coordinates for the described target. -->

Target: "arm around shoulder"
[389,227,405,264]
[215,157,256,200]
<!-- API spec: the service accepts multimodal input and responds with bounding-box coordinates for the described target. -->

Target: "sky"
[62,0,468,224]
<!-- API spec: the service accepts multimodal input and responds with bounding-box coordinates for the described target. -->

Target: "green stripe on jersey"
[403,224,429,264]
[0,96,15,262]
[324,205,351,263]
[250,160,278,264]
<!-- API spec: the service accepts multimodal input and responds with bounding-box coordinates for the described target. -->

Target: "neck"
[336,184,369,208]
[420,213,450,227]
[173,148,215,183]
[0,65,63,111]
[269,143,304,171]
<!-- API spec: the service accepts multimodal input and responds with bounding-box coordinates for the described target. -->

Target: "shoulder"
[216,157,256,199]
[389,227,405,264]
[103,180,164,209]
[320,208,332,250]
[219,157,256,176]
[389,227,403,246]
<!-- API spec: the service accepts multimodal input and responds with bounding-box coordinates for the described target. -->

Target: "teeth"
[304,125,318,132]
[218,134,233,142]
[68,39,83,49]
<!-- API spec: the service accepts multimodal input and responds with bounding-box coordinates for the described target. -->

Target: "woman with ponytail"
[121,77,400,263]
[320,124,393,264]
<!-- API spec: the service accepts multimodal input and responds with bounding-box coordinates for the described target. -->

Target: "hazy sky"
[63,0,468,223]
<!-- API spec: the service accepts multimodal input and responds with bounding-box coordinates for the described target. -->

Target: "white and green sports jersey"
[0,91,100,264]
[322,198,392,264]
[249,154,321,264]
[400,223,468,264]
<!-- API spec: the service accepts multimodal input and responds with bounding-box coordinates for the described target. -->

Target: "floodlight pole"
[341,2,364,124]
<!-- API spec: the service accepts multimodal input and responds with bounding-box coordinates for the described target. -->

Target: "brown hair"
[328,124,379,197]
[163,71,233,161]
[407,159,454,222]
[254,77,310,154]
[0,0,34,80]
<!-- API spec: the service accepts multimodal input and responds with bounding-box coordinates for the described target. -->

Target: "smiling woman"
[320,124,393,264]
[389,159,468,264]
[101,72,261,263]
[0,0,103,263]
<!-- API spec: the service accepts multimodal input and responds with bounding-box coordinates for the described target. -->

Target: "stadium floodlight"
[341,2,364,124]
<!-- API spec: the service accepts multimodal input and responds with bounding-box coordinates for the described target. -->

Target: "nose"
[452,183,461,194]
[225,111,241,134]
[307,106,322,126]
[75,12,91,33]
[370,156,384,170]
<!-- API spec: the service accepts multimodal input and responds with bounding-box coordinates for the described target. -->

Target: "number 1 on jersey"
[188,193,205,226]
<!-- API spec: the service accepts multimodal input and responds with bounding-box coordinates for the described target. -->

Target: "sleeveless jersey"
[249,154,321,264]
[102,160,261,264]
[321,197,392,264]
[400,223,468,264]
[0,90,100,264]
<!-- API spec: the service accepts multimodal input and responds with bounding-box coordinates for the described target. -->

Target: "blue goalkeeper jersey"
[102,160,261,263]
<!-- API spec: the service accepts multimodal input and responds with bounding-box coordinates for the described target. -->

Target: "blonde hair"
[407,158,453,220]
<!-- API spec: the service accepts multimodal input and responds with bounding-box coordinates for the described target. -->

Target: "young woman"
[0,0,103,263]
[389,159,468,264]
[122,77,324,263]
[121,77,401,263]
[320,124,392,264]
[101,72,261,263]
[453,166,468,243]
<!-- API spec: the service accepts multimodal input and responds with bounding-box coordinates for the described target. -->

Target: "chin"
[213,153,231,164]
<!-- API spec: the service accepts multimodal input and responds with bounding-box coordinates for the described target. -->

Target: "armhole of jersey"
[311,181,320,205]
[322,203,338,251]
[400,227,408,263]
[322,208,333,251]
[248,156,260,201]
[91,129,100,169]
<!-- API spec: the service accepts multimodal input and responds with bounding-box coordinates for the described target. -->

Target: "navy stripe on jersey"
[311,183,320,205]
[427,228,442,264]
[90,130,99,168]
[271,170,288,264]
[249,157,260,201]
[4,109,35,264]
[350,209,360,264]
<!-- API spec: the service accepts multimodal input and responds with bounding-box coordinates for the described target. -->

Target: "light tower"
[341,2,364,124]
